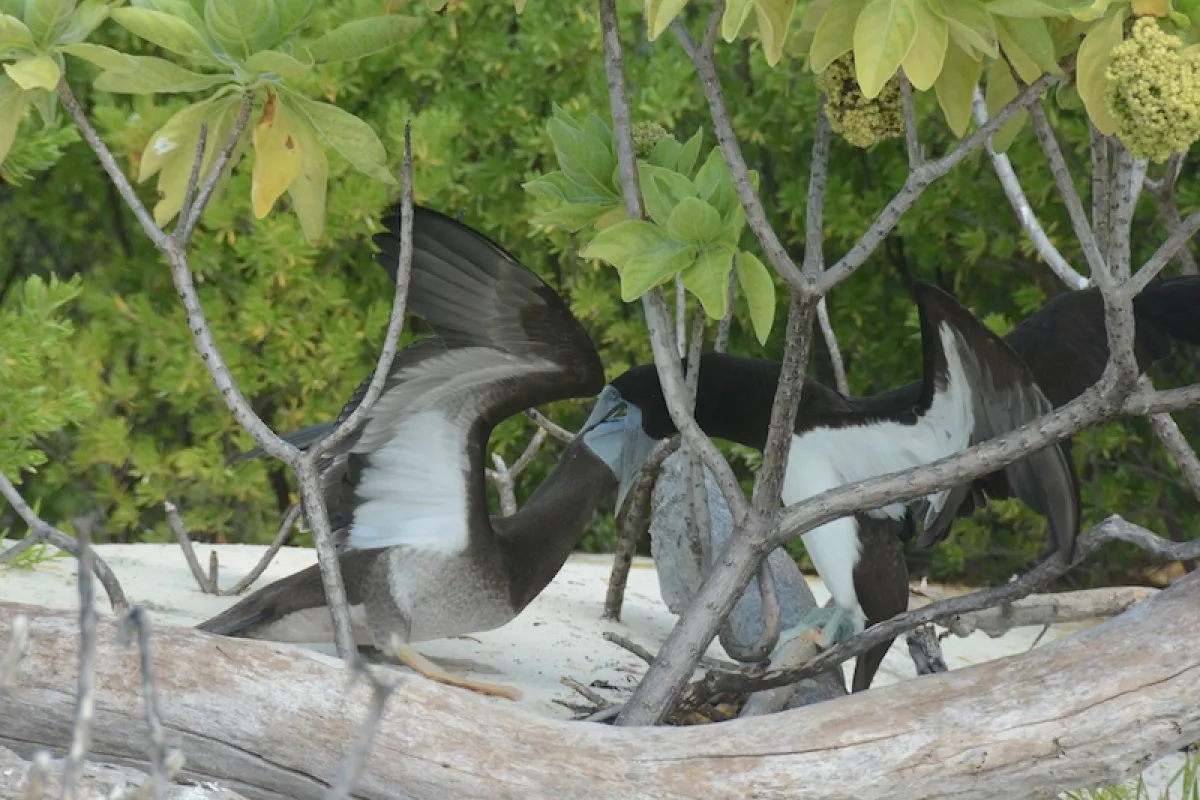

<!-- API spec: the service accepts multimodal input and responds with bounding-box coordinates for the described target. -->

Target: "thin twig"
[119,608,174,800]
[560,676,612,708]
[221,504,302,595]
[509,427,548,477]
[324,659,397,800]
[489,453,518,516]
[177,95,254,245]
[1143,153,1197,274]
[1107,143,1143,281]
[603,630,655,664]
[817,298,849,395]
[176,121,209,234]
[165,501,215,594]
[972,88,1089,290]
[715,269,736,353]
[22,751,51,800]
[0,472,128,612]
[59,494,97,800]
[1139,376,1200,501]
[1129,208,1200,294]
[675,277,687,359]
[1091,124,1113,258]
[603,438,680,621]
[524,409,575,443]
[0,614,29,698]
[684,515,1200,699]
[899,70,921,167]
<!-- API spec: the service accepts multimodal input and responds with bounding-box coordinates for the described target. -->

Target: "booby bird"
[597,281,1082,692]
[596,274,1200,691]
[197,205,658,699]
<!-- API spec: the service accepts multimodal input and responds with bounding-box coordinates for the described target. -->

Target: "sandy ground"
[0,542,1190,797]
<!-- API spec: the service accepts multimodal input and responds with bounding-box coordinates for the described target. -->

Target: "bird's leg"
[392,641,523,701]
[770,606,862,662]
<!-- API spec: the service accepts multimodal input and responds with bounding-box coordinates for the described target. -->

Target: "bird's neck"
[495,438,617,612]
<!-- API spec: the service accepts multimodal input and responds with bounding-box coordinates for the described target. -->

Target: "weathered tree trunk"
[1,574,1197,800]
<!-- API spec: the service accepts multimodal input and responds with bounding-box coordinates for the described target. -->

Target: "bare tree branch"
[905,625,947,676]
[324,660,397,800]
[972,88,1090,290]
[0,614,28,699]
[715,270,736,353]
[118,608,176,800]
[489,453,518,516]
[0,472,128,612]
[1107,143,1145,281]
[1129,207,1200,294]
[176,121,209,235]
[1143,153,1198,274]
[59,495,97,799]
[524,409,574,443]
[685,515,1200,699]
[817,298,849,394]
[899,70,921,167]
[936,585,1159,639]
[1139,376,1200,501]
[221,504,302,596]
[1090,124,1113,258]
[165,500,216,594]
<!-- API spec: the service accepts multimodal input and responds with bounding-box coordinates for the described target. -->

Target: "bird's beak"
[581,386,660,514]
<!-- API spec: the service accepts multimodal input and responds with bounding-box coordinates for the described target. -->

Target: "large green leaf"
[0,12,34,54]
[22,0,74,46]
[275,0,315,41]
[1075,4,1125,135]
[546,115,618,201]
[637,162,697,228]
[666,196,722,246]
[110,7,221,66]
[985,57,1025,153]
[934,36,984,136]
[204,0,278,59]
[682,244,735,319]
[810,0,865,72]
[580,219,696,301]
[59,41,139,69]
[853,0,918,99]
[0,74,28,168]
[4,54,59,90]
[302,15,425,64]
[532,201,615,232]
[56,0,108,44]
[244,48,311,79]
[902,0,948,90]
[94,55,231,93]
[285,91,395,184]
[735,250,776,344]
[928,0,998,58]
[995,15,1061,83]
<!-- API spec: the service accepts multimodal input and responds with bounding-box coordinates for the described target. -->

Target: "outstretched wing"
[910,281,1080,562]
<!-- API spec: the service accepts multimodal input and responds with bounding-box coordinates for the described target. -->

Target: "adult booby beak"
[581,385,659,513]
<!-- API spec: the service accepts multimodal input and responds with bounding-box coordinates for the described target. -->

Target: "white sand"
[0,543,1189,797]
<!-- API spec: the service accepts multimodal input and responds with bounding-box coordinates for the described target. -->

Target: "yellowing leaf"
[137,98,214,183]
[928,0,998,58]
[58,42,138,70]
[647,0,689,40]
[110,7,220,66]
[514,0,528,12]
[735,250,776,344]
[934,36,983,136]
[57,0,110,45]
[902,0,948,90]
[723,0,800,66]
[995,15,1061,84]
[285,90,395,184]
[283,103,326,242]
[985,57,1026,152]
[301,15,424,63]
[810,0,865,72]
[1075,4,1126,134]
[1131,0,1168,16]
[0,13,34,53]
[0,75,29,169]
[251,90,302,219]
[682,244,735,319]
[985,0,1088,17]
[853,0,919,99]
[723,0,756,41]
[4,54,60,90]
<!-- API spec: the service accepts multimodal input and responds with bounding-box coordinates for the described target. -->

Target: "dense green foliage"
[1,0,1197,588]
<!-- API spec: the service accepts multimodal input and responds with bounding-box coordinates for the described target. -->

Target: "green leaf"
[546,116,618,201]
[735,250,776,345]
[204,0,278,59]
[110,7,221,66]
[995,15,1061,83]
[810,0,865,72]
[934,36,984,136]
[985,57,1025,152]
[285,91,395,184]
[580,219,696,301]
[0,12,34,53]
[1075,4,1125,135]
[275,0,315,40]
[646,135,682,170]
[522,170,576,202]
[22,0,74,46]
[58,42,138,71]
[637,162,697,228]
[725,0,799,66]
[286,100,327,242]
[676,128,702,174]
[853,0,918,99]
[682,244,735,319]
[723,0,756,41]
[928,0,998,58]
[301,15,425,64]
[94,55,231,93]
[4,54,59,90]
[57,0,109,44]
[0,75,29,168]
[646,0,689,40]
[244,48,311,79]
[666,196,722,246]
[532,202,614,231]
[985,0,1088,17]
[902,0,948,90]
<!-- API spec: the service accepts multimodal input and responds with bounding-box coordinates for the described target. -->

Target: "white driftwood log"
[1,574,1198,800]
[916,586,1160,637]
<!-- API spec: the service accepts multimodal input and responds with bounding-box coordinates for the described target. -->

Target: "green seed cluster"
[814,54,902,149]
[1104,17,1200,163]
[631,122,670,158]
